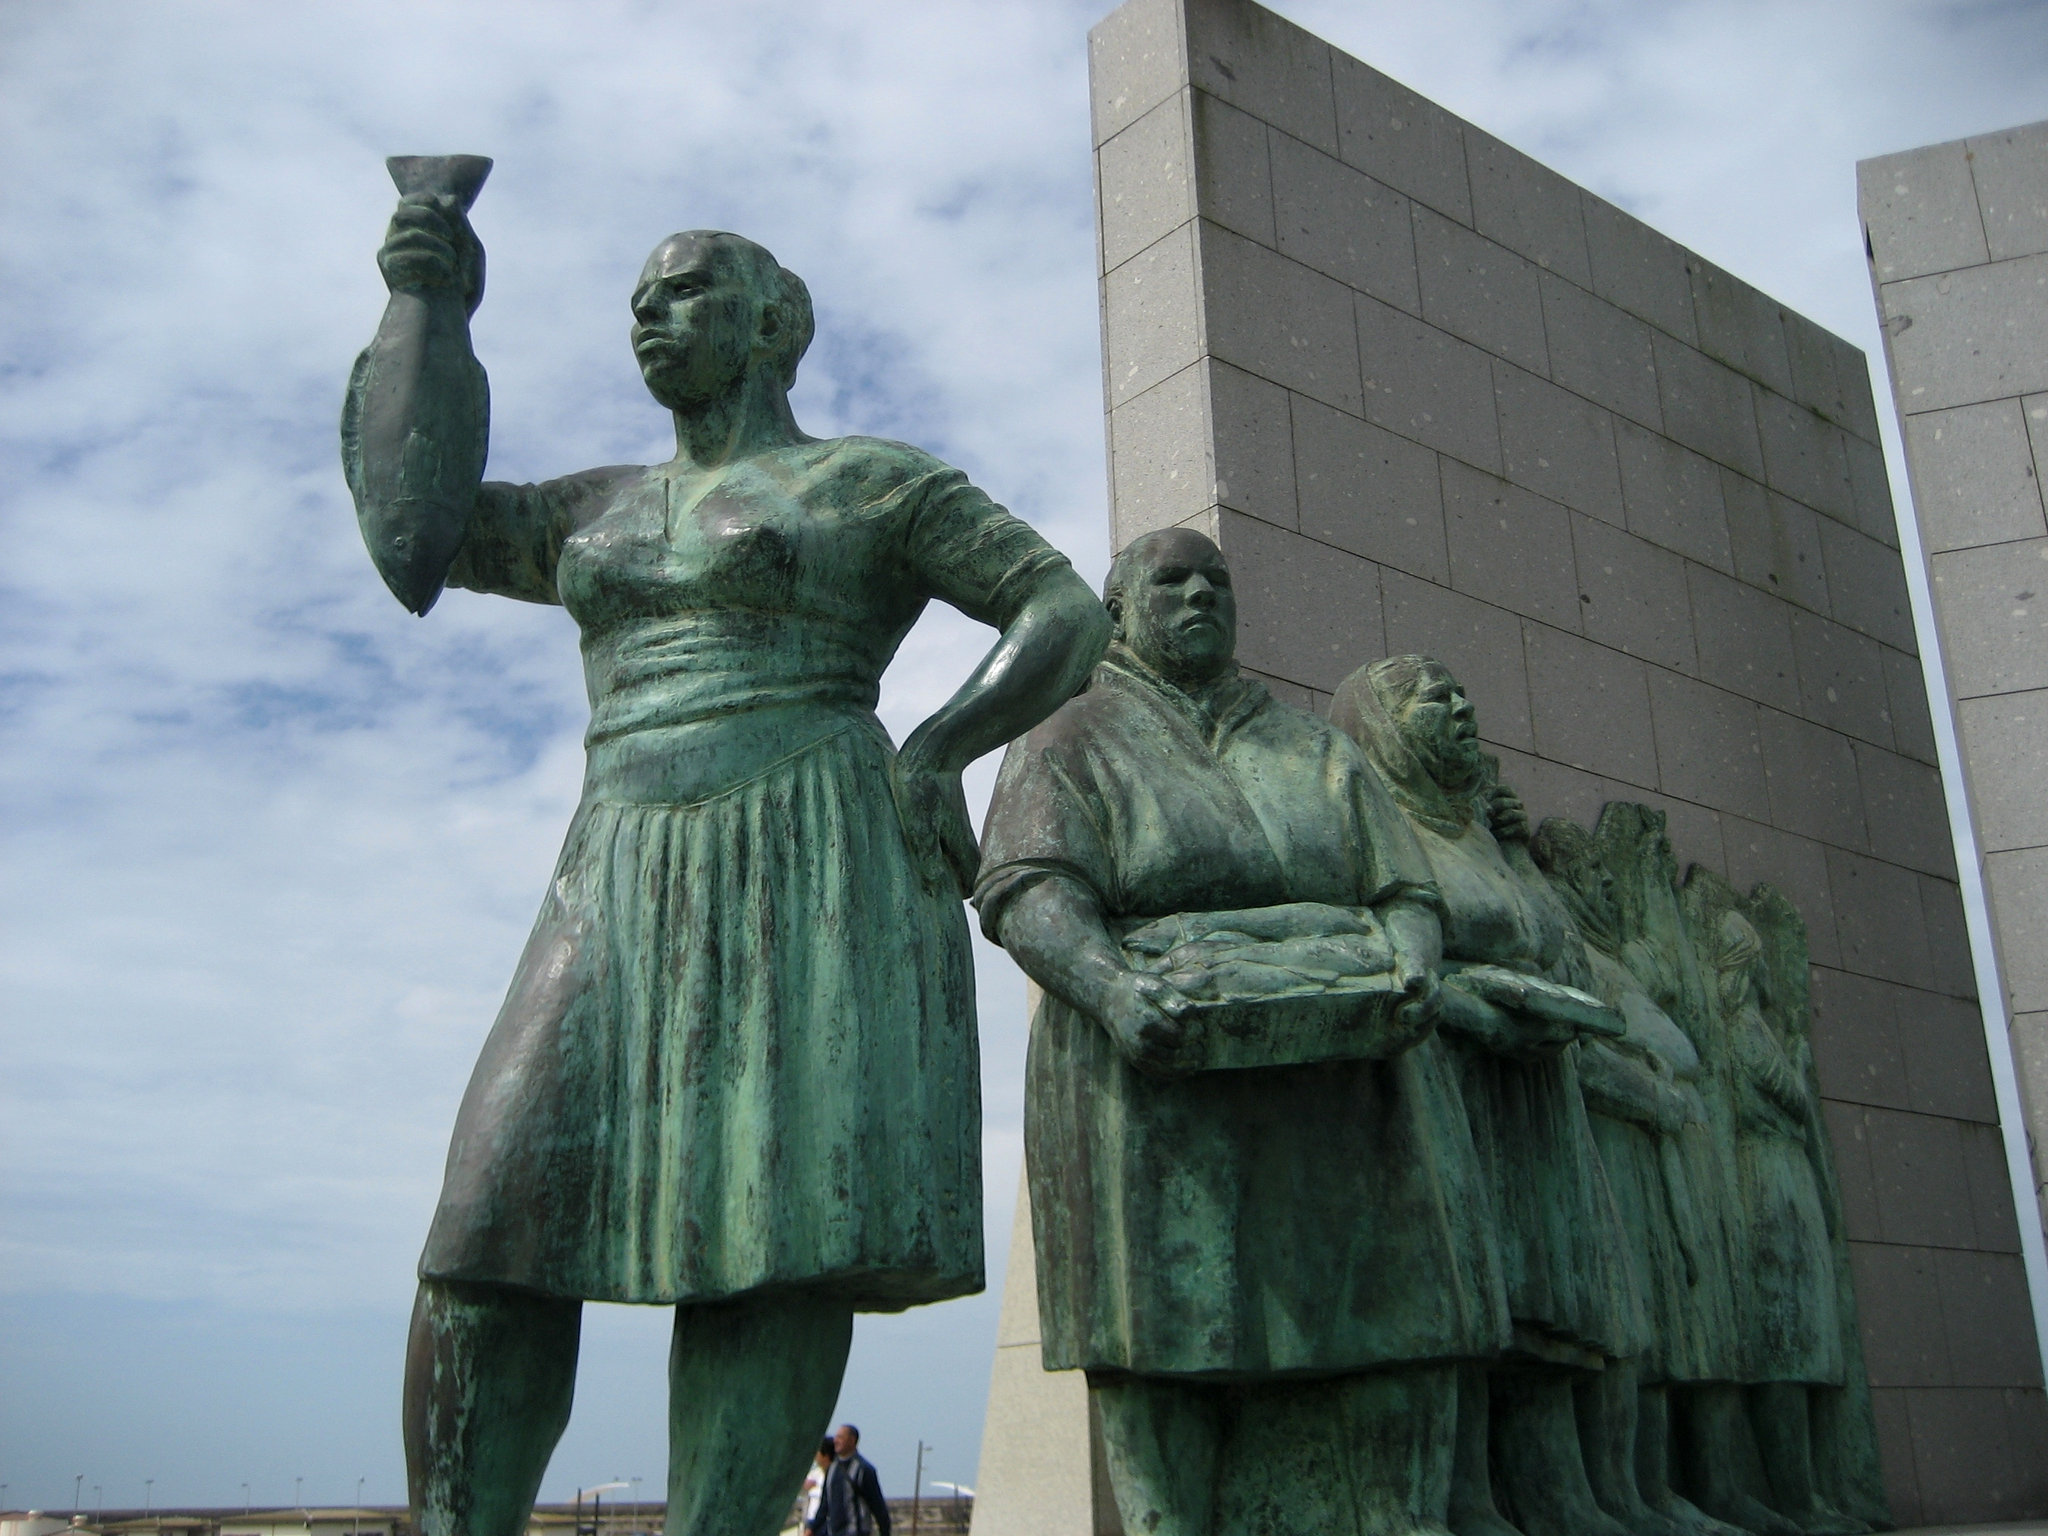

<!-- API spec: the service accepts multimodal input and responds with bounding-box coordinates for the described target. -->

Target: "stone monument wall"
[1859,118,2048,1322]
[1080,0,2045,1520]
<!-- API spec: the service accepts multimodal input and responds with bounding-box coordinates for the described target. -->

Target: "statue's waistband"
[583,702,887,808]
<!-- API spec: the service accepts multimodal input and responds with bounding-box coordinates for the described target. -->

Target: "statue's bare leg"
[1491,1368,1632,1536]
[405,1279,582,1536]
[1448,1366,1522,1536]
[1214,1368,1457,1536]
[1091,1373,1221,1536]
[1748,1385,1868,1536]
[1576,1359,1681,1535]
[1679,1384,1802,1536]
[1634,1386,1748,1536]
[1341,1367,1458,1536]
[665,1292,854,1536]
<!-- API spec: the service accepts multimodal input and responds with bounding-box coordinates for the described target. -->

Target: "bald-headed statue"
[344,170,1109,1536]
[975,528,1508,1536]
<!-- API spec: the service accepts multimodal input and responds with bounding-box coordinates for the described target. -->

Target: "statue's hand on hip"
[890,752,979,899]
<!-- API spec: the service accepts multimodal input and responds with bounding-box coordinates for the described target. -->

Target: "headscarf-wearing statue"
[1331,658,1645,1536]
[1746,888,1891,1532]
[1530,815,1745,1536]
[342,166,1110,1536]
[976,530,1507,1536]
[1527,807,1887,1536]
[1676,871,1879,1536]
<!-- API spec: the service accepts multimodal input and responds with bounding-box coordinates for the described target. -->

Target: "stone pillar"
[1859,118,2048,1299]
[967,1043,1121,1536]
[973,0,2048,1524]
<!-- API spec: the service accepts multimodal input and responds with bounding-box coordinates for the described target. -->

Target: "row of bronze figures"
[344,162,1882,1536]
[974,530,1887,1536]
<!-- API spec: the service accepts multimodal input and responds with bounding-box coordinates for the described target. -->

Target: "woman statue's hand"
[1099,971,1197,1078]
[891,751,979,899]
[1382,897,1444,1035]
[1486,782,1530,843]
[1390,953,1443,1035]
[1646,1080,1691,1135]
[379,192,485,312]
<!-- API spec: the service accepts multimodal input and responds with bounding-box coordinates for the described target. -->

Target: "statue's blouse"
[448,437,1068,797]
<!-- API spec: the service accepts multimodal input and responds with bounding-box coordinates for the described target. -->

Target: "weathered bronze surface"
[977,531,1507,1536]
[343,158,1109,1536]
[981,613,1887,1536]
[1335,660,1651,1536]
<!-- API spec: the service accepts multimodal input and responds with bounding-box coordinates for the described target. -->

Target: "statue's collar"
[1101,646,1267,745]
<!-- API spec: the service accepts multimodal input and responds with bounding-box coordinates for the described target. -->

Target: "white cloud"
[2,0,2043,1510]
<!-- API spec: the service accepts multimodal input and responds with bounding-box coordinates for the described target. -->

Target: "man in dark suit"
[817,1424,890,1536]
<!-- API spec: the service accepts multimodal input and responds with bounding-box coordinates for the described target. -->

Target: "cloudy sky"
[2,0,2044,1517]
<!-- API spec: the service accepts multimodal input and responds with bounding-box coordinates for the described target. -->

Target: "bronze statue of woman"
[342,167,1109,1536]
[1530,815,1744,1536]
[1332,658,1642,1536]
[1703,898,1865,1536]
[976,532,1506,1536]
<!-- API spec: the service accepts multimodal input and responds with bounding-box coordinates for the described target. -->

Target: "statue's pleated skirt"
[417,714,983,1309]
[1736,1132,1844,1384]
[1457,1045,1645,1365]
[1589,1115,1736,1383]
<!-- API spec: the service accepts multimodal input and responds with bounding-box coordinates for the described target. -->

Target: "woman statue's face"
[1114,529,1237,684]
[630,235,773,411]
[1394,665,1483,788]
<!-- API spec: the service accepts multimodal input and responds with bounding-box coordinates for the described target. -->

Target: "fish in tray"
[1118,904,1424,1073]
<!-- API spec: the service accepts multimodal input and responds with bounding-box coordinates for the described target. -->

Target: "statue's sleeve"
[446,465,637,605]
[1580,1040,1676,1128]
[1734,1010,1810,1115]
[899,467,1076,627]
[973,726,1119,943]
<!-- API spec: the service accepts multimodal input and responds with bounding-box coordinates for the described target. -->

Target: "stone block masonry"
[1861,114,2048,1507]
[981,0,2045,1524]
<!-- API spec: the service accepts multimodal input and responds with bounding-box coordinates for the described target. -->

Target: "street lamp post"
[354,1478,365,1536]
[242,1484,251,1518]
[146,1481,154,1519]
[294,1480,302,1516]
[75,1475,84,1518]
[94,1485,102,1525]
[577,1481,629,1536]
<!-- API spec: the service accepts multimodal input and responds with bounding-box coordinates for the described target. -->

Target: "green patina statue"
[1675,869,1887,1534]
[341,157,1109,1536]
[1531,812,1747,1536]
[975,530,1511,1536]
[981,614,1888,1536]
[1333,661,1648,1536]
[1330,663,1887,1536]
